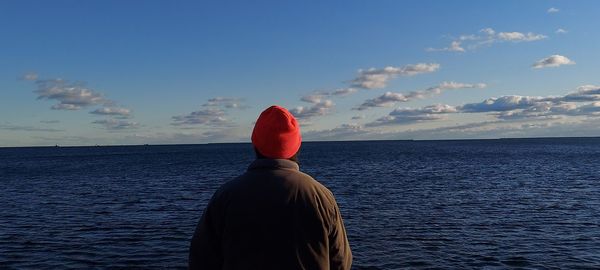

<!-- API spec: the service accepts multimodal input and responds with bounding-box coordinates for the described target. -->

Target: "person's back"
[189,105,352,270]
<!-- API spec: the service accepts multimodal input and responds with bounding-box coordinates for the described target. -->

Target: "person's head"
[251,105,301,162]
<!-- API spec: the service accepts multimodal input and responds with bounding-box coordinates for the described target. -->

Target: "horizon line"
[1,135,599,149]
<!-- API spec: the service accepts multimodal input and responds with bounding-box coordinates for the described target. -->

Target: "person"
[189,105,352,270]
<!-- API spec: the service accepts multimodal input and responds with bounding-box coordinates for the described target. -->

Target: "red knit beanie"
[251,105,302,159]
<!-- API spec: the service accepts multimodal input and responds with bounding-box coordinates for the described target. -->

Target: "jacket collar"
[248,158,300,171]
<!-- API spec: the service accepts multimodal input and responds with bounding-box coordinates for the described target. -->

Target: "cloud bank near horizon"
[365,85,600,127]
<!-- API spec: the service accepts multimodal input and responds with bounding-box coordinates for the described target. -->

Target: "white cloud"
[555,28,567,34]
[494,103,573,121]
[290,63,438,122]
[300,88,356,105]
[290,100,334,120]
[172,97,246,126]
[33,79,108,110]
[460,95,545,112]
[331,88,358,96]
[364,85,600,127]
[92,119,139,130]
[562,85,600,102]
[25,75,138,131]
[355,81,486,110]
[409,118,600,140]
[303,117,600,142]
[300,94,325,104]
[547,7,560,13]
[291,89,600,140]
[292,88,357,121]
[577,102,600,114]
[366,104,457,127]
[497,31,547,42]
[449,41,465,52]
[355,92,408,110]
[299,85,600,140]
[391,104,458,115]
[349,63,440,89]
[21,72,38,81]
[458,86,600,121]
[51,103,82,110]
[480,28,496,36]
[426,41,465,52]
[203,97,247,109]
[532,54,575,69]
[405,81,487,99]
[172,108,229,126]
[428,28,547,52]
[90,107,131,118]
[303,123,370,141]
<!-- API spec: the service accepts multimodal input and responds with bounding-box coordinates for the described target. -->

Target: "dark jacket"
[189,158,352,270]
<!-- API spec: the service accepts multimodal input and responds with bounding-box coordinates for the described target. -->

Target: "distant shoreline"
[1,136,599,149]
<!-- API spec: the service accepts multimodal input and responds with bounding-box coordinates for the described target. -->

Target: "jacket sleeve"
[329,199,352,270]
[188,196,222,270]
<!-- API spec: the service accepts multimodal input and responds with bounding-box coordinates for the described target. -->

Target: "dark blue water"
[1,139,600,269]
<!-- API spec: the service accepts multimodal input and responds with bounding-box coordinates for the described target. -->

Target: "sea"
[1,138,599,269]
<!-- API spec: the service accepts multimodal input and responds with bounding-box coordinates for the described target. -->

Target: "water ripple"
[1,139,600,268]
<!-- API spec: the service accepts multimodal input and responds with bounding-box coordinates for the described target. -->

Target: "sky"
[2,0,600,146]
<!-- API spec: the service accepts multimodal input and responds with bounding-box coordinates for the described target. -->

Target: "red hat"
[251,105,302,159]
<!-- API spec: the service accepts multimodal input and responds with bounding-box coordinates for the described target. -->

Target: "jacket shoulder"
[297,171,336,200]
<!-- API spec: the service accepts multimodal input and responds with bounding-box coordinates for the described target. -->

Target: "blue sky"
[2,0,600,146]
